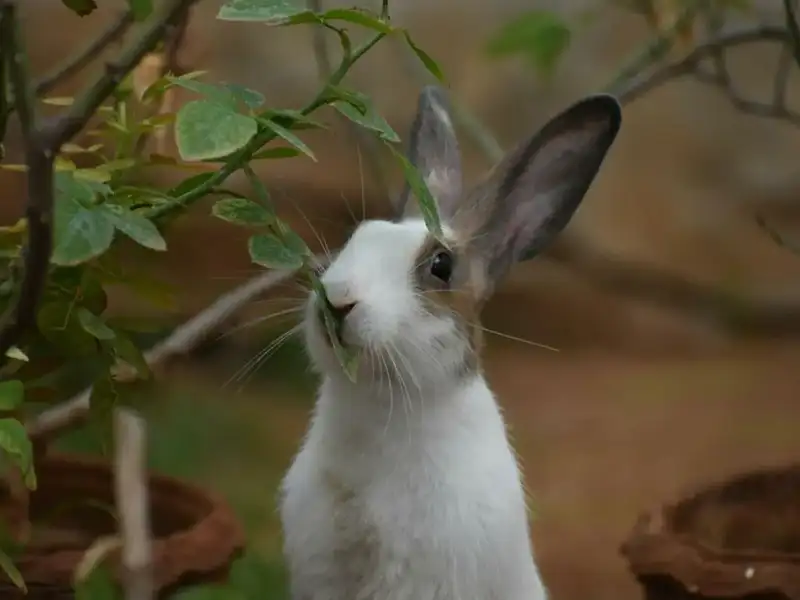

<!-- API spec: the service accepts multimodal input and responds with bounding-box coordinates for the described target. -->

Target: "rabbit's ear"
[462,94,621,288]
[396,85,463,220]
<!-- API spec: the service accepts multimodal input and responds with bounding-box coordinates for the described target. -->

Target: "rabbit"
[279,85,622,600]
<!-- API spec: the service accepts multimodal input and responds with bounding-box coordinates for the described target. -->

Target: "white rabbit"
[279,86,622,600]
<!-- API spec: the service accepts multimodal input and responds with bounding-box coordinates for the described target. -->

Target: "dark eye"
[429,250,454,283]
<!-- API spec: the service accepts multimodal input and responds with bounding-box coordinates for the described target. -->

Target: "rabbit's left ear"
[396,85,463,220]
[461,94,621,286]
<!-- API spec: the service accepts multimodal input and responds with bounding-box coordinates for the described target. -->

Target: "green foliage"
[127,0,154,21]
[0,381,23,411]
[0,418,35,489]
[176,100,258,161]
[0,547,25,592]
[0,0,456,592]
[486,9,571,76]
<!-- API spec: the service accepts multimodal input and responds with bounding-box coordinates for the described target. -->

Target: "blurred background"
[9,1,800,599]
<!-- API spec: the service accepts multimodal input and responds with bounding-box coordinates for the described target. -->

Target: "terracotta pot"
[621,464,800,600]
[0,453,245,599]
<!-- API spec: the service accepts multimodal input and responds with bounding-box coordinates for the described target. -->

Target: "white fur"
[279,219,546,600]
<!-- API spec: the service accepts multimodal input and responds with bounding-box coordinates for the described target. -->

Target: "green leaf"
[243,163,272,207]
[259,119,316,161]
[403,32,446,82]
[61,0,97,16]
[312,276,359,382]
[0,418,35,490]
[0,548,25,592]
[486,10,571,76]
[77,308,116,341]
[127,0,153,20]
[169,172,217,197]
[166,75,238,107]
[260,109,327,130]
[251,147,302,160]
[333,101,399,143]
[110,334,150,381]
[175,100,258,161]
[388,146,443,239]
[217,0,317,24]
[101,205,166,251]
[322,8,393,33]
[0,381,23,411]
[282,228,311,258]
[248,234,304,270]
[224,83,266,109]
[53,173,115,266]
[37,301,99,358]
[4,348,27,363]
[212,198,273,227]
[75,563,122,600]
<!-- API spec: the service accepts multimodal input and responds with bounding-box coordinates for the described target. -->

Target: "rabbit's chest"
[283,462,488,600]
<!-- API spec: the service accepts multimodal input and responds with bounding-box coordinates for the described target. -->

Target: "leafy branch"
[0,0,200,369]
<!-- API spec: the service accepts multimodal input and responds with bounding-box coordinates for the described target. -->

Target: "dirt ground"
[154,337,800,600]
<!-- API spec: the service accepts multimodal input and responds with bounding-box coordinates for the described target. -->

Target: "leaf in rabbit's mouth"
[312,278,360,382]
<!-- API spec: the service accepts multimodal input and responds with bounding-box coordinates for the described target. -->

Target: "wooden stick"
[113,408,153,600]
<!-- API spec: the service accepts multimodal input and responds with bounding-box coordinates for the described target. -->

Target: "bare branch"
[34,10,135,97]
[26,256,326,440]
[41,0,201,152]
[114,408,153,600]
[0,0,54,366]
[614,25,800,125]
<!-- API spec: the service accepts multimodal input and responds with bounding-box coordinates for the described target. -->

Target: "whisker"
[214,306,304,341]
[477,325,559,352]
[223,324,302,390]
[355,142,367,222]
[339,191,359,228]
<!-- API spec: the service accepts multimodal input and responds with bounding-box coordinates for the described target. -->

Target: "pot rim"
[621,464,800,600]
[7,452,246,593]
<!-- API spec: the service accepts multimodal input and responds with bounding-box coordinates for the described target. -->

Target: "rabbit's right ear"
[396,86,463,220]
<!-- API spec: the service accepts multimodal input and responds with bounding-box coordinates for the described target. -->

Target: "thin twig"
[41,0,201,152]
[34,10,135,97]
[615,24,800,126]
[26,256,327,440]
[113,408,153,600]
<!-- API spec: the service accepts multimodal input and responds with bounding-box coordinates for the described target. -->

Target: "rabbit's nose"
[328,301,357,324]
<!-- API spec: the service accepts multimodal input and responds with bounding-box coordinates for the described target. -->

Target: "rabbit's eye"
[430,250,453,283]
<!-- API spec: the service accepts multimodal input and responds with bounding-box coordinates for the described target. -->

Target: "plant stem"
[146,31,386,220]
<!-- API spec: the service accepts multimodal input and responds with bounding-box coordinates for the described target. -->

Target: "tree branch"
[613,24,800,125]
[26,256,326,440]
[0,1,53,366]
[0,0,201,369]
[33,10,135,97]
[114,408,153,600]
[41,0,201,151]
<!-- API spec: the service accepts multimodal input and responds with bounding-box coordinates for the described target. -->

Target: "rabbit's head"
[305,86,621,389]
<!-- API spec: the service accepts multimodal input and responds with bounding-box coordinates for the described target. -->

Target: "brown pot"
[621,463,800,600]
[0,453,245,599]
